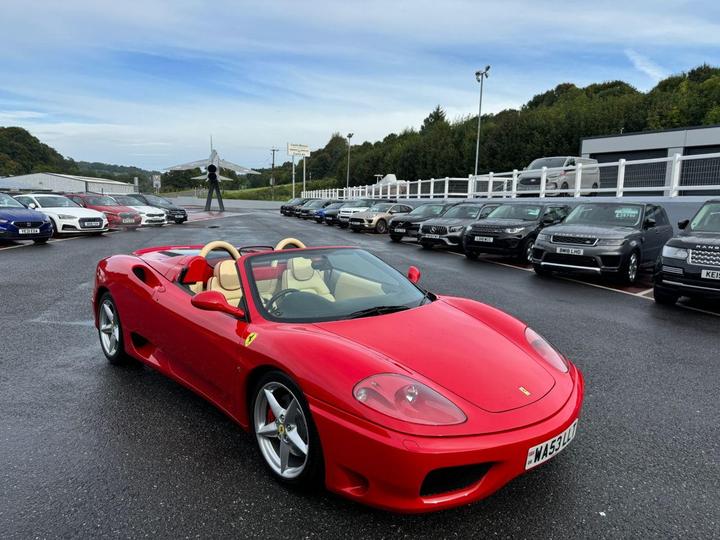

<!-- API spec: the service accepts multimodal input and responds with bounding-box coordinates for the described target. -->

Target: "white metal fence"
[302,152,720,200]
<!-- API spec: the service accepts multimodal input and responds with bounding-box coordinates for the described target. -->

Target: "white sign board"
[152,174,162,189]
[287,143,310,157]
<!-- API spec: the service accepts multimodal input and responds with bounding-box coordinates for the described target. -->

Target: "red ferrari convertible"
[93,237,584,512]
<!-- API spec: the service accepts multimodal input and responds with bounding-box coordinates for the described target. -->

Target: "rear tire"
[252,371,324,490]
[653,286,679,305]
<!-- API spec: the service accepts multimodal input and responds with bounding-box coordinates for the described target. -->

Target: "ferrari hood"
[315,300,555,413]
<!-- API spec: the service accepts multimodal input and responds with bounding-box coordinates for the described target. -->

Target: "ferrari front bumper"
[310,367,584,513]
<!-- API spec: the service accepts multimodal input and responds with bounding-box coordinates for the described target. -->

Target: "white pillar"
[616,159,626,197]
[574,163,583,197]
[511,169,518,198]
[539,166,547,198]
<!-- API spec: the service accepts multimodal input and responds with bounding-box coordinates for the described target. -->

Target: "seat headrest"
[214,260,241,290]
[289,257,315,281]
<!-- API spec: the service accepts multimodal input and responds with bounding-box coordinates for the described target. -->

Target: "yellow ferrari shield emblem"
[244,332,258,347]
[519,386,531,396]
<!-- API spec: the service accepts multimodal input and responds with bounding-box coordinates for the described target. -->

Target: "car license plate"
[18,228,40,234]
[85,221,101,227]
[557,246,584,255]
[425,234,440,239]
[525,419,578,470]
[122,218,135,224]
[395,228,406,233]
[475,236,493,243]
[701,269,720,280]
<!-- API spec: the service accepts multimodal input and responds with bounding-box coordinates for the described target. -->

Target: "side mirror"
[28,202,37,209]
[678,219,689,230]
[191,291,245,318]
[407,266,421,284]
[542,216,555,225]
[644,217,656,229]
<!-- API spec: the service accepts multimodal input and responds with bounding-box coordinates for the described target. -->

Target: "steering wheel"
[274,237,306,250]
[266,288,300,314]
[199,240,242,260]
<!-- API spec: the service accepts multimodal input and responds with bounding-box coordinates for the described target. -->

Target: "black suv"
[280,197,304,215]
[123,193,187,223]
[388,202,457,242]
[297,199,340,219]
[532,202,674,284]
[654,199,720,304]
[464,202,570,262]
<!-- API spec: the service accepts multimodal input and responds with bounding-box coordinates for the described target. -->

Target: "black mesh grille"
[12,221,44,228]
[421,225,448,235]
[420,463,492,497]
[551,235,597,246]
[79,218,103,228]
[690,248,720,267]
[544,253,599,267]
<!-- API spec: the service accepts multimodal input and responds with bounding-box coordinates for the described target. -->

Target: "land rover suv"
[464,202,570,262]
[653,199,720,304]
[532,202,673,284]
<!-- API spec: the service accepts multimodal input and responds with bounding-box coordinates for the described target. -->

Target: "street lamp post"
[474,65,490,176]
[346,133,354,195]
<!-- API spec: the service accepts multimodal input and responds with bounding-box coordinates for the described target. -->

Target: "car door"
[151,262,249,412]
[641,205,664,263]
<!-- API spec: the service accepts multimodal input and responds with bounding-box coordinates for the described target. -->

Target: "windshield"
[409,204,446,217]
[527,157,567,170]
[84,195,118,206]
[143,194,171,205]
[306,200,325,208]
[35,196,79,208]
[247,248,427,323]
[564,204,642,227]
[488,204,542,221]
[286,198,302,205]
[0,193,24,208]
[325,202,345,210]
[689,203,720,233]
[369,203,393,212]
[442,204,481,219]
[112,195,139,206]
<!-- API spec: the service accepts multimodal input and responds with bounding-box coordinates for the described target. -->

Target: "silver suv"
[518,156,600,196]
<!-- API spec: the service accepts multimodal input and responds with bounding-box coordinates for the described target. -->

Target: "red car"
[67,193,141,230]
[93,237,584,513]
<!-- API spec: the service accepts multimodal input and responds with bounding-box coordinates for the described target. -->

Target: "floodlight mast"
[474,65,491,177]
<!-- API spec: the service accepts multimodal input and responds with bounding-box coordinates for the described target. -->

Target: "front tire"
[617,251,640,284]
[519,238,535,264]
[252,371,323,489]
[97,293,136,366]
[375,219,387,234]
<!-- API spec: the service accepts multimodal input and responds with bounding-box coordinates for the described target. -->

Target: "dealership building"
[0,172,136,194]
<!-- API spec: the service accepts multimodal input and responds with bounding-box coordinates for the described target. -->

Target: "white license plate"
[18,228,40,234]
[701,269,720,280]
[339,217,349,221]
[395,228,406,233]
[557,246,584,256]
[526,419,578,470]
[122,218,135,224]
[475,236,494,243]
[85,222,101,227]
[425,234,440,239]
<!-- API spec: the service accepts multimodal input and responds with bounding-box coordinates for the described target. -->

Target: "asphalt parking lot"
[1,207,719,539]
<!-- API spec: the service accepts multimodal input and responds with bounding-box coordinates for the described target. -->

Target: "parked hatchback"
[532,202,673,284]
[653,199,720,305]
[464,202,570,262]
[0,192,54,244]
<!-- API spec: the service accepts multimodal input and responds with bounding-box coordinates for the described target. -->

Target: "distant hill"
[0,127,157,189]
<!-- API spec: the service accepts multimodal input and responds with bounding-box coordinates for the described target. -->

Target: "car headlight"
[525,327,568,373]
[662,245,689,260]
[0,218,8,224]
[537,232,550,242]
[546,182,557,189]
[597,238,625,246]
[353,373,466,426]
[57,214,75,220]
[104,212,117,217]
[505,227,527,234]
[449,226,464,233]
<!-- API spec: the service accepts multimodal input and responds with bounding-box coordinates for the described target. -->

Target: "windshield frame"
[408,203,448,217]
[0,193,25,208]
[688,202,720,233]
[441,204,482,220]
[142,194,172,206]
[487,204,543,221]
[243,247,428,323]
[564,203,644,228]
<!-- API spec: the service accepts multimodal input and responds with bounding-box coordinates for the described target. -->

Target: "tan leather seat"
[281,257,334,301]
[207,260,243,307]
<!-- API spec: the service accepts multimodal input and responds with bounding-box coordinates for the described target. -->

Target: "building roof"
[581,123,720,142]
[11,172,132,186]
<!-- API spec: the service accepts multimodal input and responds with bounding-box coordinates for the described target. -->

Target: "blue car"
[0,193,54,243]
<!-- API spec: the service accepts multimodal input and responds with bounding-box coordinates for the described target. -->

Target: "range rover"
[532,202,673,284]
[653,200,720,304]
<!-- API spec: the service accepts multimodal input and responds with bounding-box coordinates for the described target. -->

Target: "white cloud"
[624,49,668,82]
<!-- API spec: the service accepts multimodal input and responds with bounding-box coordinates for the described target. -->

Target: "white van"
[517,156,600,196]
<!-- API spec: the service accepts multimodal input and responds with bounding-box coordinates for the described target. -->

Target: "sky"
[1,0,719,171]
